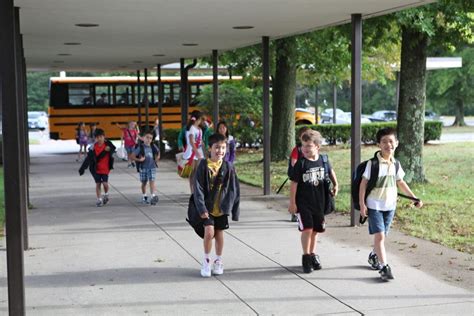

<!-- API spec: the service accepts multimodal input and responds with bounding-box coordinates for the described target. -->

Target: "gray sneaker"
[150,195,159,205]
[368,252,382,270]
[96,199,103,207]
[379,264,394,280]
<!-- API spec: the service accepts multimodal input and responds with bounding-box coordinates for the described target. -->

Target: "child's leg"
[214,229,224,256]
[309,231,318,254]
[102,182,109,194]
[301,229,313,254]
[95,183,101,199]
[203,225,215,255]
[149,180,156,195]
[141,181,147,194]
[373,232,387,264]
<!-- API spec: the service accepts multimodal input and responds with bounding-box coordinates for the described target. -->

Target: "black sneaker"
[368,252,382,270]
[302,254,313,273]
[379,264,394,280]
[290,214,298,222]
[102,195,109,205]
[150,195,159,205]
[142,196,149,204]
[310,253,322,270]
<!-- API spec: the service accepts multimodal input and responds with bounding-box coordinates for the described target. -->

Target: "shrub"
[295,121,443,144]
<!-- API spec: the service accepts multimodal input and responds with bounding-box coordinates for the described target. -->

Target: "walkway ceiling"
[16,0,432,72]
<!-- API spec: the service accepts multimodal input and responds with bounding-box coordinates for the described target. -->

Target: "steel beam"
[180,58,186,127]
[350,14,362,226]
[136,70,141,126]
[157,64,164,153]
[0,0,26,313]
[212,49,219,127]
[144,68,149,130]
[262,36,271,195]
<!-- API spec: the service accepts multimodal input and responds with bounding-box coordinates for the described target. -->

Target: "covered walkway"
[1,152,472,315]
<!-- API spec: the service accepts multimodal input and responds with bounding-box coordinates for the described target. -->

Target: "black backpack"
[298,154,335,215]
[287,146,304,179]
[352,151,400,210]
[135,142,159,172]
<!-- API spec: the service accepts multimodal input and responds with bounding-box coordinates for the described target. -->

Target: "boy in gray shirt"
[131,130,160,205]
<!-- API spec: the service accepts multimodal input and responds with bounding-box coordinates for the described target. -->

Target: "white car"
[28,111,48,130]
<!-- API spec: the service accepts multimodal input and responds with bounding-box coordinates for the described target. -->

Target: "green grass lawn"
[235,142,474,254]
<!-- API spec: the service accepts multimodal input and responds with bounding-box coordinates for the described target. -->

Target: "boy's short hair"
[142,129,153,137]
[376,127,397,143]
[297,126,312,139]
[94,128,105,137]
[208,133,227,148]
[301,129,322,146]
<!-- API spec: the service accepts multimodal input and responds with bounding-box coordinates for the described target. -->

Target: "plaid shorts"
[139,168,156,183]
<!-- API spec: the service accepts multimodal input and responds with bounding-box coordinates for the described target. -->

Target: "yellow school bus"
[48,76,238,140]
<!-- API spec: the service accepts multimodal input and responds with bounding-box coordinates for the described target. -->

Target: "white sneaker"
[200,258,211,278]
[212,259,224,275]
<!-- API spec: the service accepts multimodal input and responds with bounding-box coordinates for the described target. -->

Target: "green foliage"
[296,121,442,145]
[163,128,181,153]
[27,72,57,111]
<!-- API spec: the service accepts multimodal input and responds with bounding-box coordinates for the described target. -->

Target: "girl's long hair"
[186,111,203,131]
[216,120,229,138]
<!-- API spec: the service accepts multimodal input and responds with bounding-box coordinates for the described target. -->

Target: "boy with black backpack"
[189,133,240,277]
[358,127,423,280]
[288,129,339,273]
[131,129,160,205]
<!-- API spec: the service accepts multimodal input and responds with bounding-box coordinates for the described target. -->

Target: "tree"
[395,0,473,183]
[426,46,474,125]
[27,72,57,111]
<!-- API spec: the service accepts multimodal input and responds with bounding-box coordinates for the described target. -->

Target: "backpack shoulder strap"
[321,154,330,178]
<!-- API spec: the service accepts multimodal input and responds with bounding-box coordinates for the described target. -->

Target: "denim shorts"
[368,208,395,235]
[140,168,156,183]
[125,146,135,154]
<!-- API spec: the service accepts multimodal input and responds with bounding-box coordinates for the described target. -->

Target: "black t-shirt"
[290,156,332,215]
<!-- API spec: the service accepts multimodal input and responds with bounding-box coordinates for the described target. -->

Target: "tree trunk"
[452,97,466,126]
[396,26,428,183]
[271,37,297,161]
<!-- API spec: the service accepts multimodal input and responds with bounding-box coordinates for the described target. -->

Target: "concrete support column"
[212,49,219,127]
[180,58,187,127]
[262,36,271,195]
[0,0,26,313]
[351,13,362,226]
[144,68,149,130]
[136,70,141,126]
[157,64,164,153]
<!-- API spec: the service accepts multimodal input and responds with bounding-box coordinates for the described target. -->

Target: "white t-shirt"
[183,125,203,160]
[362,154,405,211]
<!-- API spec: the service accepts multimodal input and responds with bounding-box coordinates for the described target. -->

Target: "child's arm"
[188,134,202,159]
[397,180,423,208]
[115,122,124,130]
[359,178,369,217]
[329,169,339,196]
[130,151,144,162]
[193,161,209,218]
[288,181,298,214]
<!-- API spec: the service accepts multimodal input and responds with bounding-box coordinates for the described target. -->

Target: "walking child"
[288,129,339,273]
[116,121,139,168]
[131,130,160,205]
[79,128,116,207]
[183,111,204,192]
[359,127,423,280]
[76,122,88,162]
[192,133,240,277]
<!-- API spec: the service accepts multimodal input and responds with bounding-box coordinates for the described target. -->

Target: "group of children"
[78,120,161,207]
[77,118,422,281]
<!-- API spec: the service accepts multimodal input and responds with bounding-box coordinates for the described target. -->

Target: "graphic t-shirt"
[94,142,110,175]
[122,128,138,148]
[207,159,224,217]
[133,144,159,169]
[290,156,332,215]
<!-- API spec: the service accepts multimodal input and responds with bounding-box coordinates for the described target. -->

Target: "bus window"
[116,85,131,105]
[95,85,110,105]
[190,83,200,105]
[69,83,92,106]
[171,84,181,105]
[163,84,171,105]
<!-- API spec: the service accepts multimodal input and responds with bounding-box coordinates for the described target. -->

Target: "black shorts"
[92,173,109,184]
[203,215,229,231]
[296,209,326,233]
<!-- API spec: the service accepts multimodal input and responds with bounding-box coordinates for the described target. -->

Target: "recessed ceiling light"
[152,54,166,57]
[133,61,143,64]
[57,53,71,56]
[64,42,81,45]
[75,23,99,27]
[182,43,198,46]
[53,60,64,63]
[232,26,254,30]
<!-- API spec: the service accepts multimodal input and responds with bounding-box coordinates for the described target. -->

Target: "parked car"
[369,110,397,122]
[344,112,373,124]
[321,108,351,124]
[28,111,48,130]
[425,110,441,121]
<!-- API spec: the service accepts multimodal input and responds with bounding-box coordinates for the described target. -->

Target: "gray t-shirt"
[133,144,158,169]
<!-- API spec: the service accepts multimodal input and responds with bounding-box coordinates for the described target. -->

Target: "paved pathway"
[0,153,472,315]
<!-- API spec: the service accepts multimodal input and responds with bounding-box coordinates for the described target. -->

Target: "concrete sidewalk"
[1,153,472,315]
